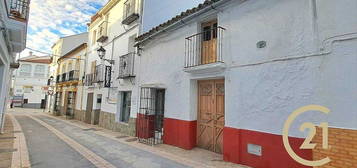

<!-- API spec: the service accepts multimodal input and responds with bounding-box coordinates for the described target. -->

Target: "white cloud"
[21,0,107,58]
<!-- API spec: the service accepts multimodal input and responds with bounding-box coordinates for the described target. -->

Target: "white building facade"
[13,55,51,108]
[47,33,88,114]
[134,0,357,167]
[81,0,143,136]
[0,0,30,131]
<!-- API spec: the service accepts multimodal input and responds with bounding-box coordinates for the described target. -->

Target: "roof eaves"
[135,0,224,44]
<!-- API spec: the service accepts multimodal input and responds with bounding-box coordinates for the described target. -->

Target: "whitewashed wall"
[135,0,357,138]
[83,0,141,117]
[13,62,49,104]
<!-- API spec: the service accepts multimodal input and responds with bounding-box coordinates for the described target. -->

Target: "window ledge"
[183,62,226,74]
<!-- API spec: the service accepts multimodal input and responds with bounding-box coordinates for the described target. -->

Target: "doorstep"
[46,113,249,168]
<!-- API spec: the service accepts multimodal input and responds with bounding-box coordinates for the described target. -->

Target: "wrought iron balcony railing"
[84,73,95,86]
[8,0,30,21]
[122,0,139,25]
[185,26,225,68]
[118,52,135,79]
[95,64,105,83]
[61,73,67,82]
[56,75,60,83]
[68,70,79,81]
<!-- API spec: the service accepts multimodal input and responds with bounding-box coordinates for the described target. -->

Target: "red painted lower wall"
[163,118,197,150]
[223,127,312,168]
[136,113,155,138]
[160,118,312,167]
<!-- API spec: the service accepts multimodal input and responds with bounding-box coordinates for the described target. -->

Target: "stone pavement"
[0,115,14,168]
[4,108,248,168]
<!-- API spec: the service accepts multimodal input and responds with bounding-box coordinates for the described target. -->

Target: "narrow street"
[5,108,244,168]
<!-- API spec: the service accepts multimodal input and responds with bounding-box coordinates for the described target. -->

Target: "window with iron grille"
[137,88,165,145]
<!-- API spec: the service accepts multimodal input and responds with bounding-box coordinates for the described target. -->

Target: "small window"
[120,91,131,123]
[23,99,28,104]
[19,64,32,77]
[34,65,46,77]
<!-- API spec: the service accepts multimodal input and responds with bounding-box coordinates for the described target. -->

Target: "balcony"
[3,0,30,53]
[68,70,79,81]
[61,73,67,82]
[118,53,135,79]
[56,70,80,84]
[95,64,105,83]
[84,73,95,86]
[184,26,225,72]
[56,75,60,83]
[122,0,139,25]
[7,0,30,22]
[97,21,108,42]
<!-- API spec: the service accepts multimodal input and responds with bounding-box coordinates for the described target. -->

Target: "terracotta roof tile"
[136,0,222,42]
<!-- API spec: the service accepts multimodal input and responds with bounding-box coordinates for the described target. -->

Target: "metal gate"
[137,88,165,145]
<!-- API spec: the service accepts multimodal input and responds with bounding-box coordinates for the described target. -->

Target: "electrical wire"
[25,47,85,61]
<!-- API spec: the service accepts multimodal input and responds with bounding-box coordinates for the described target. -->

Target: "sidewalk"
[0,115,14,168]
[44,113,248,168]
[7,108,249,168]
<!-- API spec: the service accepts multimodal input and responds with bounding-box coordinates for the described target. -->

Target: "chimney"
[29,51,33,57]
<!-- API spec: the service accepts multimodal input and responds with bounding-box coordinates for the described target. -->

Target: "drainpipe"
[80,51,88,114]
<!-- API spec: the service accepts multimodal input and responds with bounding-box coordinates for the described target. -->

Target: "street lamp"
[97,46,106,59]
[97,46,114,64]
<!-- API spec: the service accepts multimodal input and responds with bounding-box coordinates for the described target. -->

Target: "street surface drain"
[82,128,97,131]
[12,131,22,133]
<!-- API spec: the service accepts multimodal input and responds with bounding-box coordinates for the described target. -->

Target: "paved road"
[13,113,189,168]
[15,116,95,168]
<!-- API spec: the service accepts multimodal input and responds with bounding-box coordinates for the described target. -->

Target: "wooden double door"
[197,79,225,153]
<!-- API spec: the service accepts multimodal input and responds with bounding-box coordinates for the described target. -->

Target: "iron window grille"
[185,26,225,68]
[104,66,112,87]
[118,52,135,79]
[137,88,165,145]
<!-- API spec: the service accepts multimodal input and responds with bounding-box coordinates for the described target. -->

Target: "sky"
[21,0,107,57]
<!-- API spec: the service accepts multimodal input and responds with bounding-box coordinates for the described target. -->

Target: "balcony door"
[201,20,218,65]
